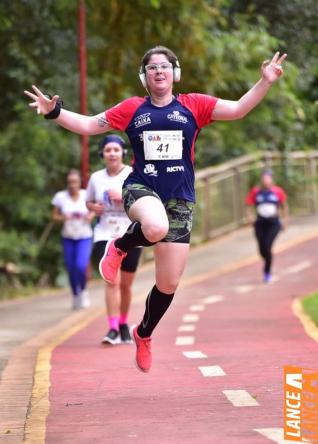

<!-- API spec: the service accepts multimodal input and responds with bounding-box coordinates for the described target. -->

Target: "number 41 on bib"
[143,130,183,160]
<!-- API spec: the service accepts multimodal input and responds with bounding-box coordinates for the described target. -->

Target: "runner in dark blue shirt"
[25,45,287,373]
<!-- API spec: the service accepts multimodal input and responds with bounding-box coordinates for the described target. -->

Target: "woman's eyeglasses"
[145,62,173,73]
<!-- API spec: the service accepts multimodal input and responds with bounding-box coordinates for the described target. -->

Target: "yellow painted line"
[292,298,318,343]
[283,231,318,345]
[24,228,318,442]
[24,308,103,444]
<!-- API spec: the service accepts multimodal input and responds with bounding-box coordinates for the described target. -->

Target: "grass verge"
[302,291,318,327]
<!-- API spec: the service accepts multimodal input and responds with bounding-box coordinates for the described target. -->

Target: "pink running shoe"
[130,324,152,373]
[99,239,127,283]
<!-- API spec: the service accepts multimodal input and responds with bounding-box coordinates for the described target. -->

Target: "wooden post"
[232,167,241,227]
[308,154,318,214]
[78,0,89,187]
[203,178,211,240]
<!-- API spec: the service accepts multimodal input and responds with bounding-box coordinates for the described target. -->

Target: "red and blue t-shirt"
[246,185,287,220]
[105,94,218,202]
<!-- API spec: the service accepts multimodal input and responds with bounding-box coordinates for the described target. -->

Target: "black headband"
[100,135,126,149]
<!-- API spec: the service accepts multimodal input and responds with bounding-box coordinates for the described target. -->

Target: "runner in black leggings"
[246,169,288,283]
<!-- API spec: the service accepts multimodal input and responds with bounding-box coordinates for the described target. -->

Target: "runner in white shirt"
[86,135,142,344]
[52,169,94,309]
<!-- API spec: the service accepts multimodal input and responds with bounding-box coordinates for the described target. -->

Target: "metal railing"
[192,150,318,243]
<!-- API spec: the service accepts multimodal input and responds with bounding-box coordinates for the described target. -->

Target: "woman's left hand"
[261,52,287,84]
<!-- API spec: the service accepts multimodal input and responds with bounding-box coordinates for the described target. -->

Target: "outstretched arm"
[24,85,111,135]
[212,52,287,121]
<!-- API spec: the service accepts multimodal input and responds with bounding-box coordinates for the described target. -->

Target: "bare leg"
[100,274,123,343]
[128,196,169,243]
[105,273,120,318]
[119,270,136,316]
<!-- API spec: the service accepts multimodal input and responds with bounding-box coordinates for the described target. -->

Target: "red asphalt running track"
[45,237,318,444]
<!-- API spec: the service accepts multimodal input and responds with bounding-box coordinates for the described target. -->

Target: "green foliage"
[0,0,317,295]
[0,110,79,289]
[303,292,318,327]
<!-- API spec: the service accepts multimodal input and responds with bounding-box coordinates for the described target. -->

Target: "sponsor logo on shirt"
[167,110,188,124]
[166,165,185,173]
[144,163,158,177]
[134,113,151,128]
[148,134,161,141]
[256,193,279,203]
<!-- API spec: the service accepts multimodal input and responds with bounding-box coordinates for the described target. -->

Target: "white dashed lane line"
[202,295,224,304]
[183,351,207,359]
[235,285,254,294]
[198,366,226,377]
[222,390,259,407]
[178,324,196,332]
[189,304,205,312]
[175,336,195,346]
[182,314,199,323]
[282,260,312,275]
[253,428,305,443]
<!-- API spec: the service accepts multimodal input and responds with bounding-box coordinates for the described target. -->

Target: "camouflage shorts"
[122,183,194,244]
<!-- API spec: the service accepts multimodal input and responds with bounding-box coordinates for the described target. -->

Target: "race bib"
[100,213,127,238]
[257,203,278,218]
[143,130,183,160]
[63,218,91,239]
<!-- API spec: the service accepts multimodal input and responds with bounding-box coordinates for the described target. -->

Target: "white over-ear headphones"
[139,59,181,89]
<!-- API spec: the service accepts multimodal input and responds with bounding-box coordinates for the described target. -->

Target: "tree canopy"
[0,0,317,292]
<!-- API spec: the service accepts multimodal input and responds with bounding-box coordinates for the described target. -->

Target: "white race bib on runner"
[100,212,128,238]
[257,203,278,218]
[143,130,183,160]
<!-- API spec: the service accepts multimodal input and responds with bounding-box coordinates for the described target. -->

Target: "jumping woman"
[25,45,286,372]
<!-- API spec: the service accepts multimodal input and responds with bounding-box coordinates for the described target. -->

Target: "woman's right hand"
[24,85,59,116]
[93,203,105,216]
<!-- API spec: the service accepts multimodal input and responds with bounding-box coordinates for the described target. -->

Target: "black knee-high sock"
[137,285,174,338]
[115,221,155,252]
